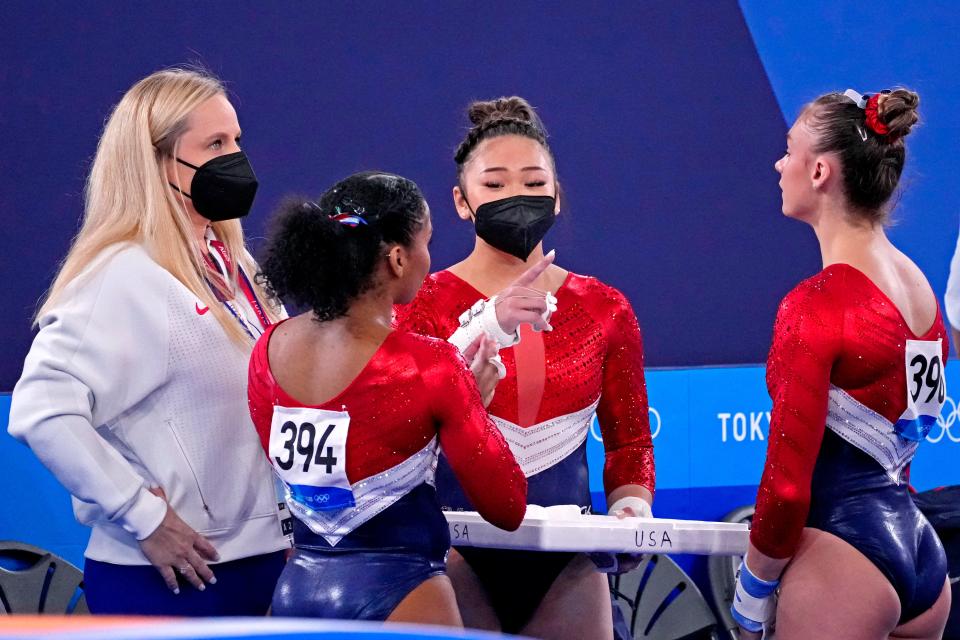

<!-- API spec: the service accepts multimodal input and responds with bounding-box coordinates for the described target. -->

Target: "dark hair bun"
[880,88,920,140]
[467,96,540,129]
[455,96,552,167]
[803,87,921,221]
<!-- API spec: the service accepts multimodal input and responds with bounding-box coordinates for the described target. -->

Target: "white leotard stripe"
[492,399,600,478]
[825,386,918,484]
[288,437,438,546]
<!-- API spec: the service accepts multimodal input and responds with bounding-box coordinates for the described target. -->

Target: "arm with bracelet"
[730,555,782,636]
[733,282,841,636]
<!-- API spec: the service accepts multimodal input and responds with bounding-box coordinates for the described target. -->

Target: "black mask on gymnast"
[470,195,557,261]
[170,151,259,221]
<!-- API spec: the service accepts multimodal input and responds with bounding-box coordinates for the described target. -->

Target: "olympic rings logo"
[649,407,661,440]
[928,395,960,444]
[590,407,661,443]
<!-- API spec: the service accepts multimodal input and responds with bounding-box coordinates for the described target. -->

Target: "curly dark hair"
[258,171,427,321]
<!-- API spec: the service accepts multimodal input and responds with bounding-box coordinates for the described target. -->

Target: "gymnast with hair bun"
[394,97,655,639]
[247,171,526,624]
[735,88,951,640]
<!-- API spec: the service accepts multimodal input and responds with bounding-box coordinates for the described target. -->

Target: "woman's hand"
[494,251,557,334]
[463,334,501,407]
[139,486,220,593]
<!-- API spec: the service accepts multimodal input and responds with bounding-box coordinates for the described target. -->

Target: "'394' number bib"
[269,406,355,511]
[895,339,946,441]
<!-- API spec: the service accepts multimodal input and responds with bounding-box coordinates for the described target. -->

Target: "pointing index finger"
[510,250,555,289]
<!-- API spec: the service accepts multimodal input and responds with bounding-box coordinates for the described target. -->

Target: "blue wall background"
[5,2,958,389]
[2,0,960,612]
[739,1,960,306]
[1,0,815,390]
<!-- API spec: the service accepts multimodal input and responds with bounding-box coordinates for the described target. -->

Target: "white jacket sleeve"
[946,223,960,331]
[9,248,169,540]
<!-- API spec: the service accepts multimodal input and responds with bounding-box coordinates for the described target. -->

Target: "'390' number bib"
[269,406,355,511]
[895,339,946,441]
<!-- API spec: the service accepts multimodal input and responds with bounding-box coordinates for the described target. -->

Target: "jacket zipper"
[166,420,213,519]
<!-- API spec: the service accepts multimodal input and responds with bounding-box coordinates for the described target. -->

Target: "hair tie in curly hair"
[329,203,369,227]
[303,199,364,223]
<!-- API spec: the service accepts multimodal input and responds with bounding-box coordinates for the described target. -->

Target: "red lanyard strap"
[204,238,272,333]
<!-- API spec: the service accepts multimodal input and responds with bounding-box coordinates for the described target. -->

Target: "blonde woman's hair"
[38,67,280,345]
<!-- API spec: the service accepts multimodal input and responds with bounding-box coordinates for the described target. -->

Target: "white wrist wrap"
[730,559,779,633]
[607,496,653,518]
[448,297,520,353]
[733,579,776,627]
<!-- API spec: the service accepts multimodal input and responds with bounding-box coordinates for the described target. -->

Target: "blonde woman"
[8,68,289,615]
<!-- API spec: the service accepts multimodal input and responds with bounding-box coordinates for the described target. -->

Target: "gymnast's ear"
[384,244,405,278]
[452,185,474,222]
[811,155,833,190]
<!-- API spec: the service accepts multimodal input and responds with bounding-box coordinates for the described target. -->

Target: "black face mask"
[171,151,258,221]
[471,195,556,261]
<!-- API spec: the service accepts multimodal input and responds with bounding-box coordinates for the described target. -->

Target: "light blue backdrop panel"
[0,394,89,567]
[585,361,960,503]
[738,0,960,315]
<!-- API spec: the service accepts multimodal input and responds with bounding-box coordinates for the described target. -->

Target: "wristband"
[448,297,521,353]
[730,559,779,633]
[481,296,521,347]
[607,496,653,519]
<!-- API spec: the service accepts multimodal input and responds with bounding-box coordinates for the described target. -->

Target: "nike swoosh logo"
[195,303,210,315]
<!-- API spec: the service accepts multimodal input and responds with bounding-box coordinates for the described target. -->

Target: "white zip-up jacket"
[9,244,288,565]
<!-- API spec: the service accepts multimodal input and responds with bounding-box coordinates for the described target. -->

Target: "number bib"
[896,339,946,441]
[269,406,355,511]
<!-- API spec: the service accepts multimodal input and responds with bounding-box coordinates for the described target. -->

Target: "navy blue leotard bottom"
[271,483,448,621]
[808,431,947,623]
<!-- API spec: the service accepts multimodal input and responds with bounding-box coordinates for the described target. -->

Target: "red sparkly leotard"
[394,270,654,508]
[752,263,948,622]
[248,322,526,540]
[248,323,526,621]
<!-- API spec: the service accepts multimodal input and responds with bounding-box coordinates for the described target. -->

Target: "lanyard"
[203,237,271,339]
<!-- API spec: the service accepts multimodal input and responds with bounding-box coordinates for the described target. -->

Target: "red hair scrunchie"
[864,94,890,136]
